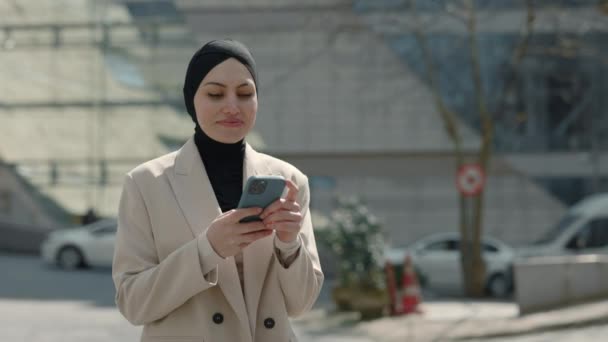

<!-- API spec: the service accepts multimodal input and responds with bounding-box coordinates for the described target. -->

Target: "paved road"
[0,252,116,306]
[473,325,608,342]
[0,253,352,342]
[3,253,607,342]
[0,253,139,341]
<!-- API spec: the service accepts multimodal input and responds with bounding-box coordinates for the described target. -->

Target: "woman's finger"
[240,229,273,243]
[235,221,268,235]
[269,222,301,233]
[260,180,299,219]
[273,200,299,213]
[260,198,300,220]
[260,198,283,220]
[263,211,302,225]
[229,207,264,223]
[284,179,299,202]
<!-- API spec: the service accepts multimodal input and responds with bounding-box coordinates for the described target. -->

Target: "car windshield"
[533,214,581,245]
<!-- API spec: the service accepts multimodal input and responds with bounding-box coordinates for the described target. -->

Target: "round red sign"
[456,164,485,196]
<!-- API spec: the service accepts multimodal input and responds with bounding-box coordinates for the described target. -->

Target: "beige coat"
[112,138,324,342]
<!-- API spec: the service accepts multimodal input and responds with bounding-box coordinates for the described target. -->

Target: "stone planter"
[331,286,354,311]
[349,288,388,320]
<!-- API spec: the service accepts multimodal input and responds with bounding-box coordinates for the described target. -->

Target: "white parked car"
[41,218,117,269]
[386,232,515,297]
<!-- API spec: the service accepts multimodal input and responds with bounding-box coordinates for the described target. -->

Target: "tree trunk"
[409,0,535,297]
[458,194,473,296]
[469,192,488,296]
[461,192,488,297]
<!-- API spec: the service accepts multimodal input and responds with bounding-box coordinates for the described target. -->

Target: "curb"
[452,314,608,340]
[296,300,608,341]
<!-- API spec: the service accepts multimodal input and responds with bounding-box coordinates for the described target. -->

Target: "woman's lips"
[217,119,244,127]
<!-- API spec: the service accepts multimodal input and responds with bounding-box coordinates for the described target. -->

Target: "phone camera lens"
[250,180,267,195]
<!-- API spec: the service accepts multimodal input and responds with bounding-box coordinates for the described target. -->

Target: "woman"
[112,39,324,342]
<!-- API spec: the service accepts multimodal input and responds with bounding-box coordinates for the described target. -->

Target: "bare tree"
[406,0,536,296]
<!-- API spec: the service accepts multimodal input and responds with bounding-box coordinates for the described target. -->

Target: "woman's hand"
[206,207,273,258]
[260,180,303,243]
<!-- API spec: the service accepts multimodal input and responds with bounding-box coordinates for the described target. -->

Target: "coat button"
[212,313,224,324]
[264,317,275,329]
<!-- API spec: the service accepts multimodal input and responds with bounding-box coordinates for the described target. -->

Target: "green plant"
[321,197,386,291]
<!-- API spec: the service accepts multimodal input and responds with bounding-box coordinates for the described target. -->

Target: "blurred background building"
[1,0,606,252]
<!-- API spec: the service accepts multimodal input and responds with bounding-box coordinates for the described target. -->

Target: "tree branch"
[495,0,536,119]
[465,0,492,156]
[410,0,476,295]
[527,45,608,65]
[408,0,464,155]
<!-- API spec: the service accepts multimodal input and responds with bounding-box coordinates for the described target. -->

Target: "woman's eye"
[208,93,223,98]
[238,93,254,98]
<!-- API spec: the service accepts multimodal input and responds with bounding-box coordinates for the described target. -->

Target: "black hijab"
[182,39,258,212]
[183,39,257,122]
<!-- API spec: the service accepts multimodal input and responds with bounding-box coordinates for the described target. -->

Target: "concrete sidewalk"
[292,299,608,341]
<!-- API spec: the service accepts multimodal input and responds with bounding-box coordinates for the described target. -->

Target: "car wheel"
[487,273,509,298]
[56,246,85,270]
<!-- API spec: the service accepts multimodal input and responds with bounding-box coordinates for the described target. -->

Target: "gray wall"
[282,153,566,247]
[0,164,63,229]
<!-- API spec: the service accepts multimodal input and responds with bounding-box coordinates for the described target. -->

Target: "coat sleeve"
[112,173,223,325]
[273,174,324,317]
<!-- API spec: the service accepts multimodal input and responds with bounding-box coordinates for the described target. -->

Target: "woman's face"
[193,58,258,144]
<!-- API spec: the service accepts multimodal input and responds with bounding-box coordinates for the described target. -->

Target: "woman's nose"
[222,95,239,114]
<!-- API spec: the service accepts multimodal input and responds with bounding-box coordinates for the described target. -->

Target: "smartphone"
[237,175,286,223]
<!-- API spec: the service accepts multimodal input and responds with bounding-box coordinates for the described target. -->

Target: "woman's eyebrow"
[202,82,253,88]
[202,81,225,87]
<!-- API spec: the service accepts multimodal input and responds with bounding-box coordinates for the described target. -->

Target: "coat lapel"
[169,138,220,238]
[242,144,275,335]
[167,138,250,338]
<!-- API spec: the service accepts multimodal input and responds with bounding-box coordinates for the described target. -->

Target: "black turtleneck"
[194,127,245,213]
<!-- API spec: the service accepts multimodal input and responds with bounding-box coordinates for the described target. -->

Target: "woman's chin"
[209,131,247,144]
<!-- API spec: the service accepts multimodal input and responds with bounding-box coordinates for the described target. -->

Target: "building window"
[545,67,590,150]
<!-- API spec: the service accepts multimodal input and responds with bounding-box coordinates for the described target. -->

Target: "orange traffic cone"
[400,255,423,314]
